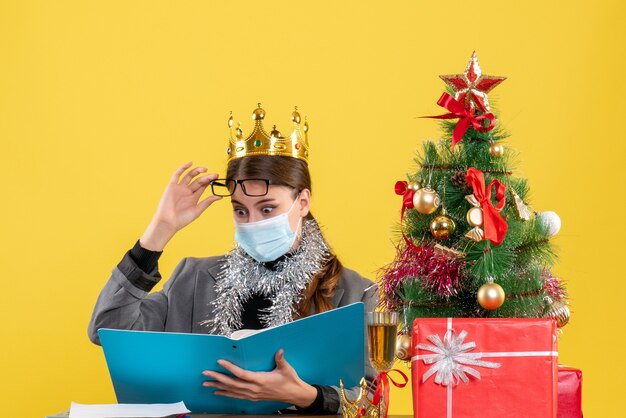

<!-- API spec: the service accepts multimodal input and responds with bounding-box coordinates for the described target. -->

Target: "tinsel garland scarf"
[200,218,332,336]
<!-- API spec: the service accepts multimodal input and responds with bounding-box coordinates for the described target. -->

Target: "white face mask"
[233,194,302,262]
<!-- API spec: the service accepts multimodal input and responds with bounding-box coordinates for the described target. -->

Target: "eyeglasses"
[209,178,279,197]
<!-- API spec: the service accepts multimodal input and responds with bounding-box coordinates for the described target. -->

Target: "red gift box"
[558,366,582,417]
[411,318,558,418]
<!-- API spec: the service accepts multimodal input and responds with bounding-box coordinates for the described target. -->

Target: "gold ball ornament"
[489,142,505,157]
[477,282,506,310]
[430,215,456,240]
[412,186,441,214]
[548,301,571,328]
[409,182,421,191]
[395,333,412,361]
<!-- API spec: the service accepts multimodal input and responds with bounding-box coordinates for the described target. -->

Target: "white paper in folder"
[69,401,190,418]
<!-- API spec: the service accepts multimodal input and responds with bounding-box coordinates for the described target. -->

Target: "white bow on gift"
[415,329,502,386]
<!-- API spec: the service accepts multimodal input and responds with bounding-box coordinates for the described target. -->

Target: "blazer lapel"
[191,262,220,333]
[206,263,222,281]
[331,288,345,307]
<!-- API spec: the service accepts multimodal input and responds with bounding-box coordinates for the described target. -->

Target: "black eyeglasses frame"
[209,178,290,197]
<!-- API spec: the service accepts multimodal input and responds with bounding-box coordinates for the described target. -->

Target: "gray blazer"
[88,250,379,413]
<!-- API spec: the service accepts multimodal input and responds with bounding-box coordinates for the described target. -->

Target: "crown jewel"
[226,103,309,163]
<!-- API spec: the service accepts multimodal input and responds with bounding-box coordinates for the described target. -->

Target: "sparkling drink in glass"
[366,311,399,372]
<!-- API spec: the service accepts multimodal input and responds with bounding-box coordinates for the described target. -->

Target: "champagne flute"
[366,311,398,417]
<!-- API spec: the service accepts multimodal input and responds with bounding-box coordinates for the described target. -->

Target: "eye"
[261,206,275,215]
[233,208,248,217]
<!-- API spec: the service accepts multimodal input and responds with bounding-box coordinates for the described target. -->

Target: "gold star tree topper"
[439,51,506,113]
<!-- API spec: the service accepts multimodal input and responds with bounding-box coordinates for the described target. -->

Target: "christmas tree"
[380,52,570,355]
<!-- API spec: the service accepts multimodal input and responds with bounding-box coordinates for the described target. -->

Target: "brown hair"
[227,155,342,318]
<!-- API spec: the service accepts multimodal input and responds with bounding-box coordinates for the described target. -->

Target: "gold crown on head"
[226,103,310,163]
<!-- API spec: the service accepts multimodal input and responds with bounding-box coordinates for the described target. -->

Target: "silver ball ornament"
[537,211,561,237]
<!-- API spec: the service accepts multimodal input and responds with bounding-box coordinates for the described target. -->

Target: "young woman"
[88,105,378,414]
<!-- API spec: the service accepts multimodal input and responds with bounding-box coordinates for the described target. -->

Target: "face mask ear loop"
[292,191,304,240]
[294,215,303,238]
[290,191,302,212]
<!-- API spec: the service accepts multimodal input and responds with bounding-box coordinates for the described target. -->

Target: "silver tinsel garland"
[199,218,332,336]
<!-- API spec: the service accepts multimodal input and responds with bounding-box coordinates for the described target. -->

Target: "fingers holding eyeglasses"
[190,173,220,193]
[169,161,212,187]
[181,166,209,186]
[169,161,219,191]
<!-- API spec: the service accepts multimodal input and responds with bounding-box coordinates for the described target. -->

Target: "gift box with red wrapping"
[411,318,558,418]
[558,365,582,417]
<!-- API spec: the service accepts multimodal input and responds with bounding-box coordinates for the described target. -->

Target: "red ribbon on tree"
[422,92,496,150]
[359,369,409,418]
[394,181,423,253]
[466,167,508,245]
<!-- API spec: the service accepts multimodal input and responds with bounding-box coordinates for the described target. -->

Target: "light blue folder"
[98,302,365,414]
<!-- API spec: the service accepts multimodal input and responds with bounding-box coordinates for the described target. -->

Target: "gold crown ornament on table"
[340,378,387,418]
[226,103,310,163]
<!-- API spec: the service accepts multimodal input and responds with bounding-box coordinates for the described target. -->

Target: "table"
[47,413,411,418]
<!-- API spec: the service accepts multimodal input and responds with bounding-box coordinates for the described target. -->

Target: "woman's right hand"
[139,161,223,251]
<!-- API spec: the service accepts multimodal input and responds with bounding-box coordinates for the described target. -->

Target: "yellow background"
[1,1,624,416]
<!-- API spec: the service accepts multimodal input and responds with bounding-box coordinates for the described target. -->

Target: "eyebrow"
[231,198,278,206]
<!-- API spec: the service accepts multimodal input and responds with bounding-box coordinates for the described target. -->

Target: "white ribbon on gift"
[410,318,558,418]
[414,327,502,386]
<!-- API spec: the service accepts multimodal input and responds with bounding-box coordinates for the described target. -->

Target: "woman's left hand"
[201,348,318,408]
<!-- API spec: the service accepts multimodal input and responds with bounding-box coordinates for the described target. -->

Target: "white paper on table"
[69,401,190,418]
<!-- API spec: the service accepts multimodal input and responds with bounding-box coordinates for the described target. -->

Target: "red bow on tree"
[466,167,508,245]
[395,181,415,212]
[422,92,496,150]
[394,181,422,252]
